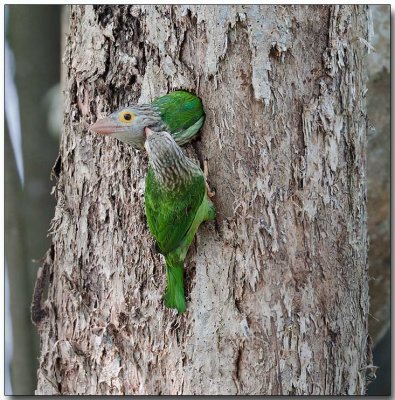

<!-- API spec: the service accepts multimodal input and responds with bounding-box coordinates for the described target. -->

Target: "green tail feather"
[163,256,186,313]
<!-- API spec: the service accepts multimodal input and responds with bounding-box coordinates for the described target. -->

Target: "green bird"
[144,128,216,313]
[90,90,205,149]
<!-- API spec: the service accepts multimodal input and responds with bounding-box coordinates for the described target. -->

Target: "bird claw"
[206,185,216,198]
[204,158,215,198]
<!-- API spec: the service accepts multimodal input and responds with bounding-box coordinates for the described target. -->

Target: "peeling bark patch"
[31,247,53,326]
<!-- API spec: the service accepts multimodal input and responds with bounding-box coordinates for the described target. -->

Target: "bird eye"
[119,111,135,123]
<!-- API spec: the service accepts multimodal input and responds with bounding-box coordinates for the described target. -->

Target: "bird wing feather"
[152,91,205,134]
[145,167,205,255]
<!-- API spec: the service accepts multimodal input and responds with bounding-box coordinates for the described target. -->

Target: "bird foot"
[206,184,216,198]
[203,158,215,198]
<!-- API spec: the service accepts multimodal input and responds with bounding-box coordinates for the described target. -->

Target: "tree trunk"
[35,5,372,395]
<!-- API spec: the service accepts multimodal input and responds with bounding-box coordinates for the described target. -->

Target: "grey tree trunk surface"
[34,5,372,395]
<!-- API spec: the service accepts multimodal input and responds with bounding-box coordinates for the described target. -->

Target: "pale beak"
[90,117,120,135]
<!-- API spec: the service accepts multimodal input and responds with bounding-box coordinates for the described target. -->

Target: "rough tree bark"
[34,5,372,395]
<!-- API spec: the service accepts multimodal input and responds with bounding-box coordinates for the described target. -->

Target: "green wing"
[145,167,205,255]
[152,90,205,134]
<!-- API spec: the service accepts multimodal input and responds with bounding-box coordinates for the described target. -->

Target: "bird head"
[89,106,163,149]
